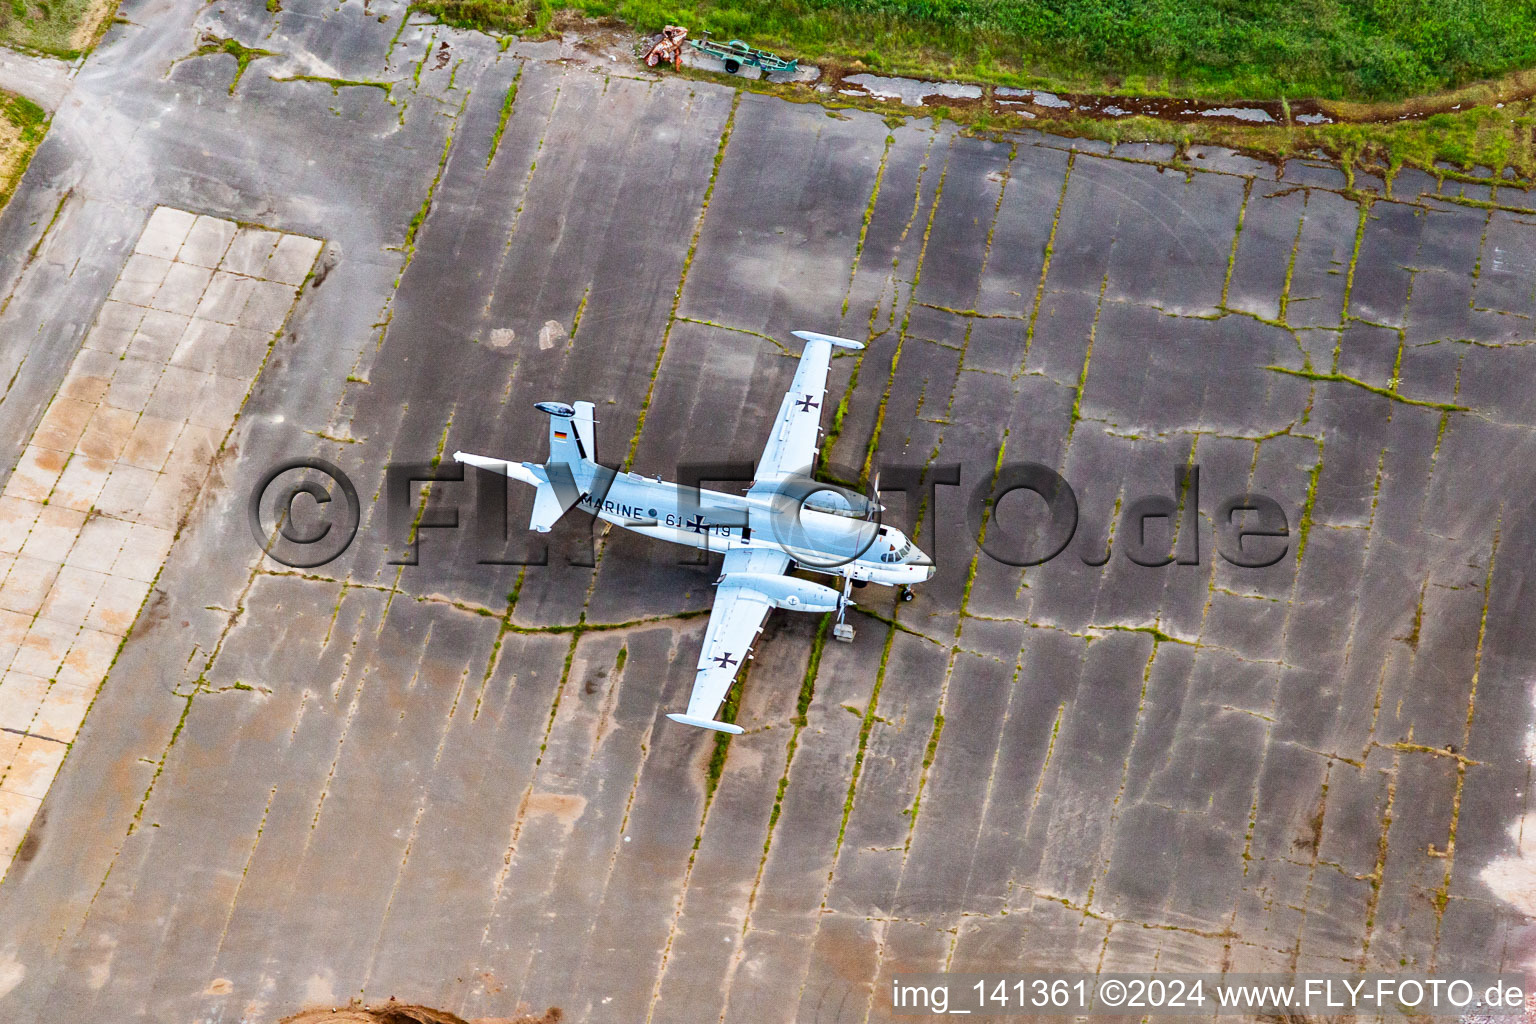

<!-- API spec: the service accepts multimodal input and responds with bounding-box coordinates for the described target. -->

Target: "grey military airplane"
[453,331,934,735]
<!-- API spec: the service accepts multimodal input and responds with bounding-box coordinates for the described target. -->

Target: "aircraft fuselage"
[564,464,933,586]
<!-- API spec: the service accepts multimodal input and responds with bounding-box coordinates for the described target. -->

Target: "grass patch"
[703,675,741,801]
[0,91,49,216]
[272,74,394,97]
[411,0,1536,182]
[415,0,1536,104]
[411,0,549,35]
[1264,365,1469,411]
[0,0,118,56]
[1023,100,1536,183]
[415,1,1536,183]
[488,65,523,165]
[183,36,280,95]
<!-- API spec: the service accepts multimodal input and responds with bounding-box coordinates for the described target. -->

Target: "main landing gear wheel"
[899,586,915,602]
[832,576,856,643]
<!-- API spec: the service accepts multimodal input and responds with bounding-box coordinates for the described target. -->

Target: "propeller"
[865,469,880,522]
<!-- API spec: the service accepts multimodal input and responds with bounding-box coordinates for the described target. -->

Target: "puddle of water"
[827,63,1442,131]
[935,82,983,100]
[1200,106,1276,123]
[844,72,982,106]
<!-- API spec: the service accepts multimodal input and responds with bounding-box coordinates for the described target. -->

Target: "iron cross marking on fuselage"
[796,394,819,412]
[712,653,738,668]
[685,514,709,533]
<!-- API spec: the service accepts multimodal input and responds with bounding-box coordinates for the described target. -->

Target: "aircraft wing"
[748,331,864,498]
[667,547,792,734]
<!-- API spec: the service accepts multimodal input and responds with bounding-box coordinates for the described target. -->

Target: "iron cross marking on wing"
[796,394,819,412]
[712,653,739,668]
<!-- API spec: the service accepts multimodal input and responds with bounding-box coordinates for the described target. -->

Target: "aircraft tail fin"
[537,400,596,469]
[450,401,596,535]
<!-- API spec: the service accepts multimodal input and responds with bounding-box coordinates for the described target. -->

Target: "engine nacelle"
[721,572,844,613]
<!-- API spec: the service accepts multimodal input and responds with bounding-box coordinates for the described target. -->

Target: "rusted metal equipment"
[644,25,689,70]
[690,31,798,75]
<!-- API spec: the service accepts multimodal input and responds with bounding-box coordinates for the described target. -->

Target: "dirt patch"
[1321,67,1536,122]
[280,1001,562,1024]
[523,790,586,825]
[0,0,117,53]
[67,0,116,51]
[548,10,622,33]
[0,115,23,198]
[0,91,48,215]
[0,117,20,167]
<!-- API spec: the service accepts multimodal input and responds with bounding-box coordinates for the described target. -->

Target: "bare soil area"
[280,1000,562,1024]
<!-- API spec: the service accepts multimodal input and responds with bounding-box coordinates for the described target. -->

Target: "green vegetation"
[487,66,523,165]
[703,685,739,799]
[1024,98,1536,186]
[0,0,117,56]
[272,74,394,96]
[1264,366,1468,411]
[404,127,455,253]
[407,0,1536,181]
[413,0,544,35]
[0,91,48,215]
[184,36,279,95]
[415,0,1536,103]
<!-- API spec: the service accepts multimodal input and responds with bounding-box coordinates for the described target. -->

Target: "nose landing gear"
[899,586,915,603]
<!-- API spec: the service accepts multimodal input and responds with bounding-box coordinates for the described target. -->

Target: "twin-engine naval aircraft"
[453,331,934,735]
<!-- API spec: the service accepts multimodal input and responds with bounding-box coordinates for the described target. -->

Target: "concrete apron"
[0,206,320,876]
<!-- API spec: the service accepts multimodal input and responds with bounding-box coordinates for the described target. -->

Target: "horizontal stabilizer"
[529,484,566,533]
[666,713,744,735]
[453,451,542,488]
[791,330,864,351]
[452,451,570,533]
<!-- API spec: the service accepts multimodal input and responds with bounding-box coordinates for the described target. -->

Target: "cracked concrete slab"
[0,0,1531,1020]
[0,207,317,879]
